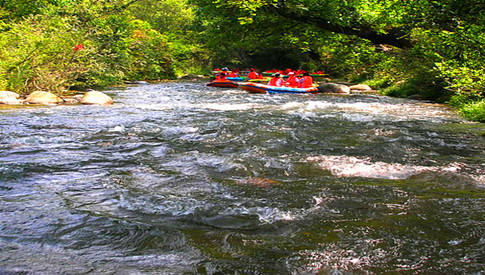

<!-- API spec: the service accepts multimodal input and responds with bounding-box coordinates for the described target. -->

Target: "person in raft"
[299,72,314,88]
[215,72,227,80]
[285,71,300,87]
[248,68,259,79]
[268,73,284,86]
[228,69,238,77]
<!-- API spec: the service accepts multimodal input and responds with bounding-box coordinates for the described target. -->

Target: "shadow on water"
[0,82,484,274]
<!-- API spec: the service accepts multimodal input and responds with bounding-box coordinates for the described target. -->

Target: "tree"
[190,0,485,121]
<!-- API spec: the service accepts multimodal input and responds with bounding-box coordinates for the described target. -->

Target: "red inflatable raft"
[240,82,319,94]
[207,80,239,88]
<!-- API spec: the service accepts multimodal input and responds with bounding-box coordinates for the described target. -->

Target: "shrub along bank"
[0,0,208,96]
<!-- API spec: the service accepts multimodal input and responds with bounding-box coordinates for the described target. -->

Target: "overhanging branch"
[268,5,412,48]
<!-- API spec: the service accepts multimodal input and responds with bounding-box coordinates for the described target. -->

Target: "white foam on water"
[111,252,202,271]
[306,155,483,183]
[119,193,211,217]
[133,102,192,111]
[306,155,432,179]
[200,103,262,111]
[109,125,125,132]
[340,113,376,122]
[276,100,460,122]
[279,101,333,112]
[163,126,199,136]
[289,246,377,273]
[137,101,266,112]
[220,194,341,224]
[220,206,299,223]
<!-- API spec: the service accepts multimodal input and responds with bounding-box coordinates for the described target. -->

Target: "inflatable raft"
[207,80,239,88]
[240,82,319,94]
[210,76,246,81]
[226,77,246,82]
[248,77,271,83]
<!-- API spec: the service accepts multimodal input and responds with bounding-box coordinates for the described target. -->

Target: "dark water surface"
[1,82,484,274]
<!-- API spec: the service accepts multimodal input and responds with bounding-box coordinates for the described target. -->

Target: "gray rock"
[318,83,351,94]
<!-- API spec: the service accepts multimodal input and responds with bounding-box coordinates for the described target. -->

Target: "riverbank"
[0,90,114,107]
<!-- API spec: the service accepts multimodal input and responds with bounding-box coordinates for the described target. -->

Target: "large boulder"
[318,83,351,94]
[0,91,21,104]
[25,91,63,104]
[80,91,113,105]
[349,84,372,91]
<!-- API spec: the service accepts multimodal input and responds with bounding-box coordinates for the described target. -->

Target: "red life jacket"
[300,76,313,88]
[285,76,300,87]
[215,73,226,80]
[268,77,283,86]
[248,72,258,79]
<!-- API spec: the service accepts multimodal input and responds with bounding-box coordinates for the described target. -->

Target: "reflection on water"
[0,82,484,274]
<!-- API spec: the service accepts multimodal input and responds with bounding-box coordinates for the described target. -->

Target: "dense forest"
[0,0,484,121]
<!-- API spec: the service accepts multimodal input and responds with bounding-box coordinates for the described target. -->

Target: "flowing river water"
[0,81,484,274]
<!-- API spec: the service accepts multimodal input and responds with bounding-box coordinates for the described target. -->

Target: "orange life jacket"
[285,76,300,87]
[215,73,226,80]
[300,76,313,88]
[248,72,258,79]
[268,77,283,86]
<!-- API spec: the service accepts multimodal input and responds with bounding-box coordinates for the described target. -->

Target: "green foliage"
[127,0,210,77]
[0,14,89,94]
[0,0,53,19]
[79,15,175,87]
[128,0,196,35]
[314,35,386,80]
[170,39,211,76]
[188,0,484,121]
[458,100,485,122]
[0,0,195,94]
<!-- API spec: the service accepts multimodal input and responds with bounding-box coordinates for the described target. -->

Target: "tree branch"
[268,5,412,48]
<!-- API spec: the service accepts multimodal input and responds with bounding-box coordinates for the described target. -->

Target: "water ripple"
[0,82,484,273]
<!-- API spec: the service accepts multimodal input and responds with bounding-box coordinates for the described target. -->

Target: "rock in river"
[318,83,351,94]
[349,84,372,91]
[0,91,21,104]
[80,91,113,105]
[25,91,63,104]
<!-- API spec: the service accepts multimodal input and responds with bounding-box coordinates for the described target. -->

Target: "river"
[1,82,484,274]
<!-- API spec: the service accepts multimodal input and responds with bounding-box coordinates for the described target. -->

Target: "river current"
[1,82,484,274]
